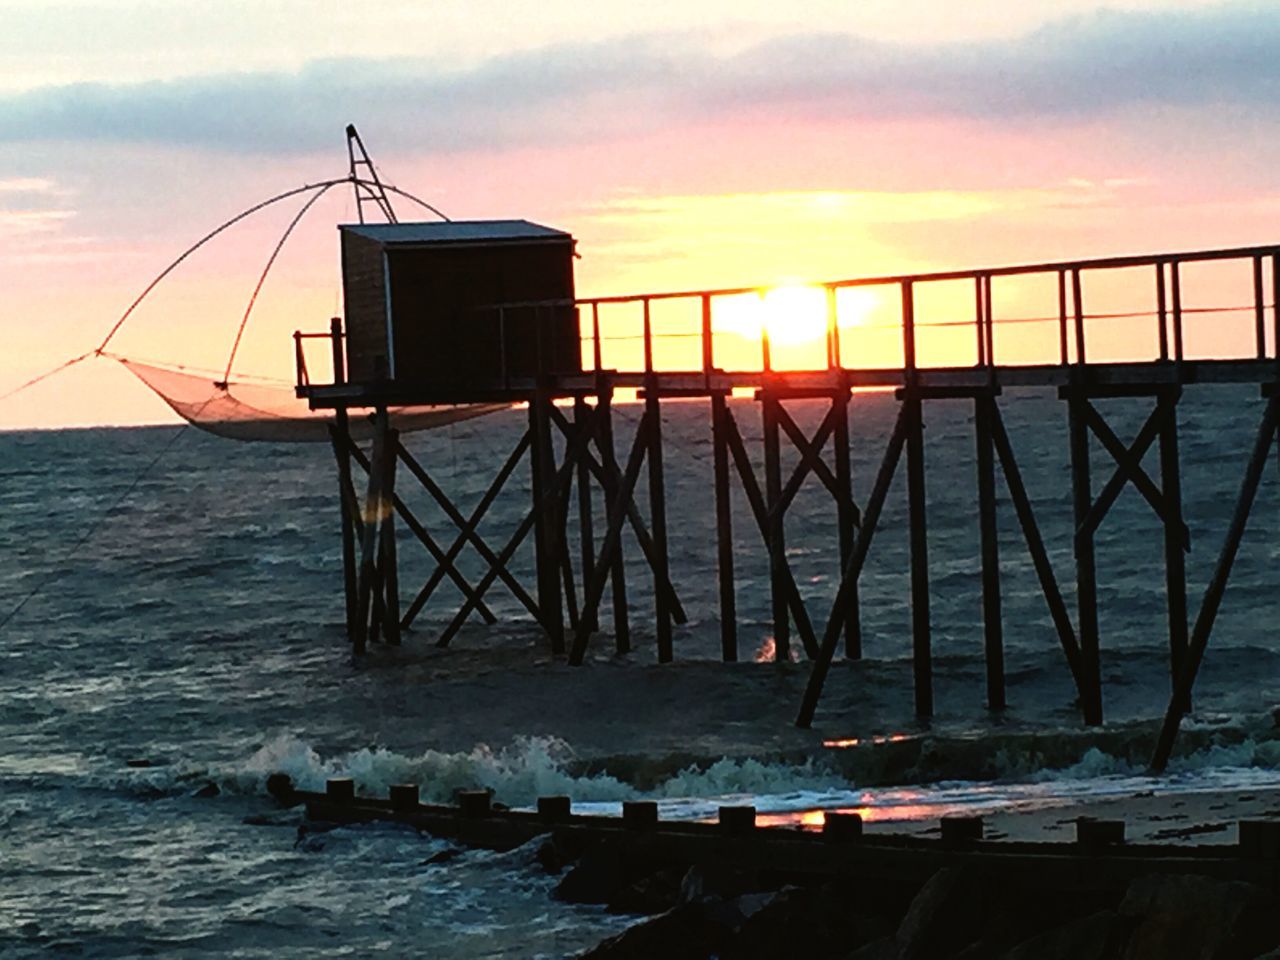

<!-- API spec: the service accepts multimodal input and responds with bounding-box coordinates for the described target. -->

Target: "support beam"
[647,386,674,662]
[530,395,564,654]
[1067,390,1104,725]
[596,391,631,653]
[904,390,933,719]
[379,428,401,645]
[831,389,861,659]
[975,394,1005,711]
[352,408,389,657]
[1151,394,1280,771]
[762,391,790,661]
[574,397,598,632]
[711,392,738,661]
[329,417,358,640]
[1158,389,1189,692]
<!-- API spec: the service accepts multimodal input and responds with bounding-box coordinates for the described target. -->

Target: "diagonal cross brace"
[397,439,542,625]
[796,404,910,727]
[345,435,498,625]
[400,431,531,629]
[1076,399,1190,550]
[773,403,862,527]
[722,408,821,659]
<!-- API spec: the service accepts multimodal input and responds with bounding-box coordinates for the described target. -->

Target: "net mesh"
[120,358,507,442]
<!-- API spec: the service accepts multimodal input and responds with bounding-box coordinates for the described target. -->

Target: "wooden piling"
[379,428,401,645]
[975,393,1005,710]
[831,388,861,659]
[1067,391,1104,725]
[596,389,631,653]
[1158,388,1188,691]
[904,389,932,718]
[530,395,565,654]
[646,383,674,663]
[762,391,790,661]
[711,392,738,661]
[574,397,598,632]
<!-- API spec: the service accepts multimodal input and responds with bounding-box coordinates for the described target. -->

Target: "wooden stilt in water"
[1158,387,1189,692]
[596,389,631,653]
[1152,393,1280,771]
[570,409,653,664]
[711,392,738,661]
[646,382,674,663]
[903,388,933,718]
[831,387,860,659]
[762,392,790,661]
[379,428,401,645]
[352,407,390,657]
[974,392,1004,710]
[530,394,564,654]
[1067,391,1104,725]
[329,417,358,642]
[574,397,598,632]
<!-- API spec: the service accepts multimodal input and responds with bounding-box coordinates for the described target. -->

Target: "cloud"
[0,4,1276,155]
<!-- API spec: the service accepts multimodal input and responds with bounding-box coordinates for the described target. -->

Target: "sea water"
[3,386,1280,956]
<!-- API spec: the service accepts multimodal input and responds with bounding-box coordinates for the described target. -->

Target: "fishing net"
[119,358,506,443]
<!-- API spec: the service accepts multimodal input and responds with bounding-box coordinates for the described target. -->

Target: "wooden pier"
[297,240,1280,772]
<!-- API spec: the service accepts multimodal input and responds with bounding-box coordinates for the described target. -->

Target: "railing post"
[760,290,772,372]
[1057,269,1069,365]
[1156,262,1169,362]
[700,294,713,385]
[642,298,654,374]
[1072,268,1086,365]
[591,302,603,373]
[974,276,986,366]
[1171,261,1184,363]
[329,316,345,385]
[901,281,916,372]
[1254,255,1266,360]
[826,285,839,370]
[294,330,307,387]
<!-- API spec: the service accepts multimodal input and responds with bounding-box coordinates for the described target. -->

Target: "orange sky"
[2,1,1280,428]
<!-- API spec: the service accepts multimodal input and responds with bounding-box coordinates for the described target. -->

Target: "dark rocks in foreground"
[540,834,1280,960]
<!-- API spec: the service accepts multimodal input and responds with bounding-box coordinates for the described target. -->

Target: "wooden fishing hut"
[298,226,1280,772]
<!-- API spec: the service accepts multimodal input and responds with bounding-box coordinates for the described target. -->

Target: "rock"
[895,868,986,960]
[125,758,154,768]
[678,863,766,904]
[609,867,685,915]
[554,845,629,905]
[999,911,1123,960]
[192,781,220,798]
[577,903,720,959]
[719,884,885,960]
[1119,874,1278,960]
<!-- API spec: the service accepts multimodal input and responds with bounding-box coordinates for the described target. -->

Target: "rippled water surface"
[3,388,1280,956]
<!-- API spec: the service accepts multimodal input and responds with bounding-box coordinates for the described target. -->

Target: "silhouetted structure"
[296,234,1280,772]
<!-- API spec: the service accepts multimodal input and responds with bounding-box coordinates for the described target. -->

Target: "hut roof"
[339,220,570,246]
